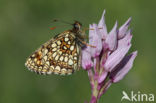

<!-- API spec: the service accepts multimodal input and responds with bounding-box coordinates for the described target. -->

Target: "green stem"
[90,81,99,103]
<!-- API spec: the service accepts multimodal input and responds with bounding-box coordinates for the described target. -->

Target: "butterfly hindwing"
[25,31,81,75]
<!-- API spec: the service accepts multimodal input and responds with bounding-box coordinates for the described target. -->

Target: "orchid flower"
[81,10,137,103]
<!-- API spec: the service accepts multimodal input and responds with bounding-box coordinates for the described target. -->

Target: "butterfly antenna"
[52,19,73,25]
[50,19,73,30]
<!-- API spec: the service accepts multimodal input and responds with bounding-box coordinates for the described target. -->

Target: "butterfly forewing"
[25,31,81,75]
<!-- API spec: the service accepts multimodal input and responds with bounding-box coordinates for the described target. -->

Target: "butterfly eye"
[74,24,79,28]
[74,23,81,30]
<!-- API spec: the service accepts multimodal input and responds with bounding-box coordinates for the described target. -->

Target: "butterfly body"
[25,21,86,75]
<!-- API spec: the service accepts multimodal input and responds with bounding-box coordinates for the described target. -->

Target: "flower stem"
[90,80,99,103]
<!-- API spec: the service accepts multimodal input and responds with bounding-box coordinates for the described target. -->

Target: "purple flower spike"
[105,21,118,51]
[118,17,132,39]
[82,47,93,70]
[81,10,137,103]
[110,51,138,83]
[89,24,102,57]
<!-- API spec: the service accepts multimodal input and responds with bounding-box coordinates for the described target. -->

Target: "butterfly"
[25,21,92,75]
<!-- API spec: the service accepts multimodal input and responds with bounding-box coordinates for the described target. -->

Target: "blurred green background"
[0,0,155,103]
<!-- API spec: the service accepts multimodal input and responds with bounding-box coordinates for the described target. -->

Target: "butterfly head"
[73,21,82,32]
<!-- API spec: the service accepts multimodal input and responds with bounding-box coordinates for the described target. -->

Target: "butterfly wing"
[25,31,81,75]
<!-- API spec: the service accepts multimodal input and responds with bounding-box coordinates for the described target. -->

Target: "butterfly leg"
[78,38,96,48]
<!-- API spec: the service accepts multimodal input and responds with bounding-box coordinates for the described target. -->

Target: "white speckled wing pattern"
[25,31,81,75]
